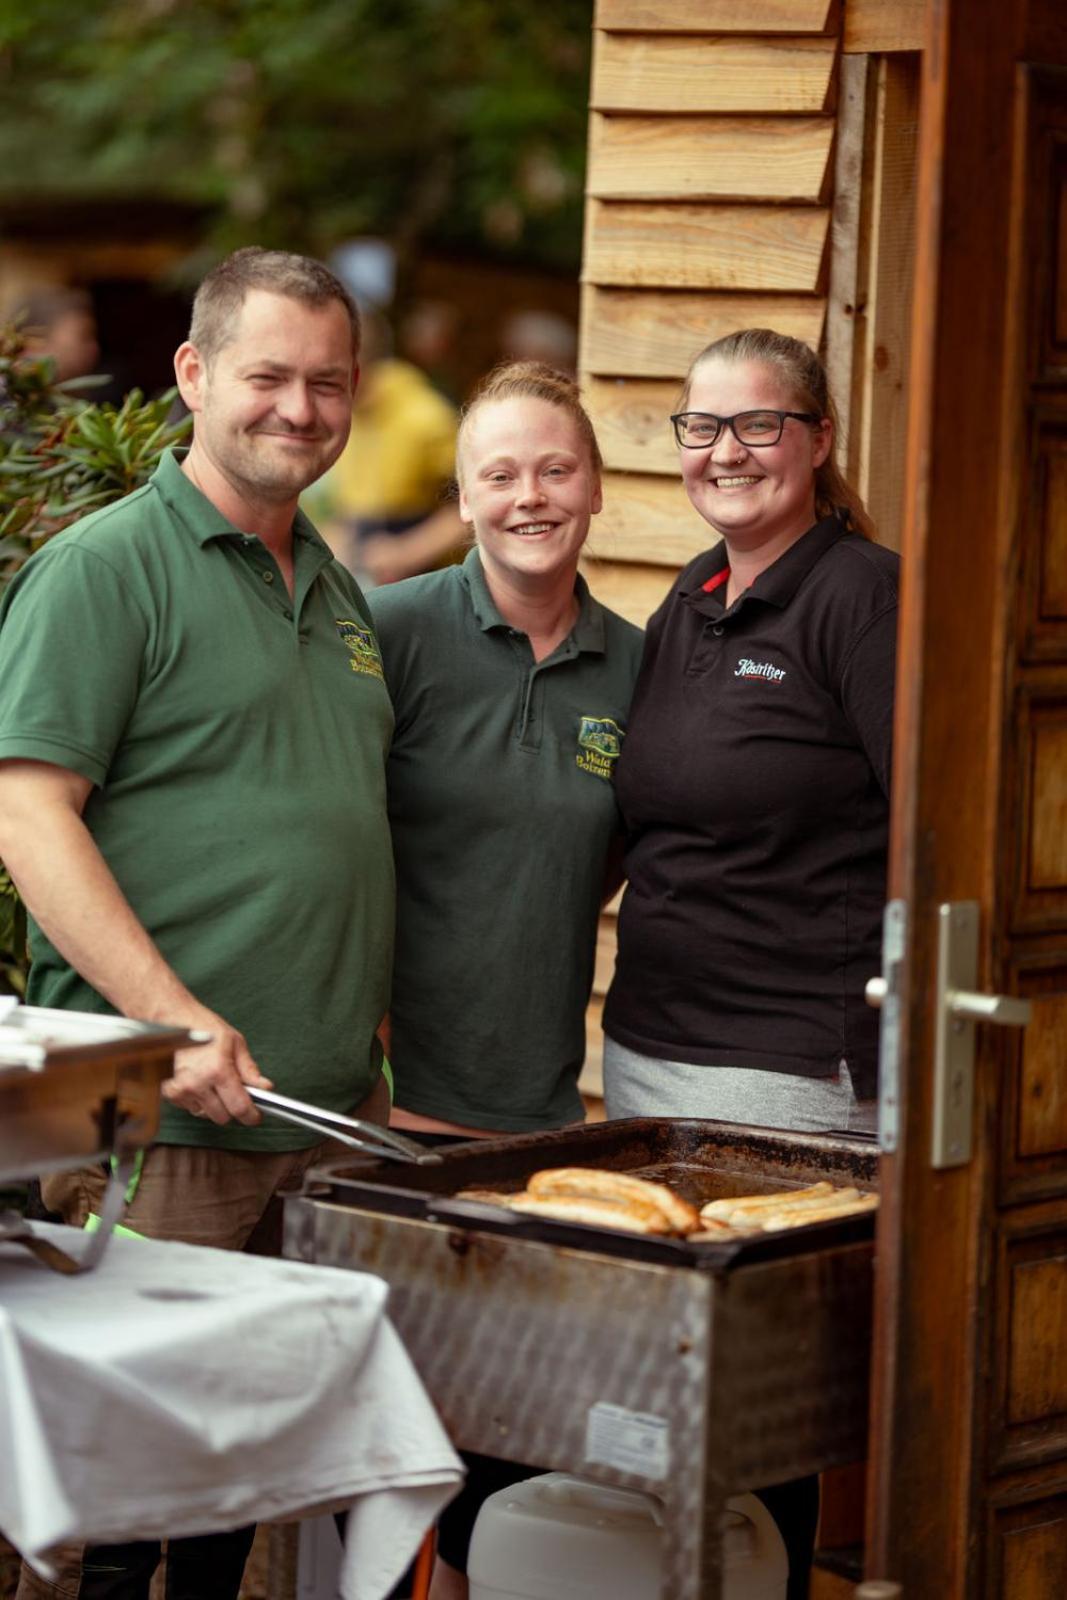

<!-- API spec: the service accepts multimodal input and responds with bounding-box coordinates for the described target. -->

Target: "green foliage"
[0,324,190,587]
[0,325,190,990]
[0,0,592,271]
[0,863,26,997]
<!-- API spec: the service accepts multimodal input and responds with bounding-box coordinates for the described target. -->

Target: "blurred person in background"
[9,284,100,382]
[312,309,464,585]
[399,297,461,402]
[498,308,577,374]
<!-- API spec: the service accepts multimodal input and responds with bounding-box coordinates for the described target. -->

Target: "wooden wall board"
[587,114,834,203]
[580,996,606,1100]
[579,557,675,627]
[843,0,924,53]
[586,376,682,475]
[580,286,827,378]
[825,52,871,490]
[853,54,920,551]
[585,200,830,291]
[593,918,618,997]
[591,470,711,567]
[591,32,837,115]
[595,0,836,33]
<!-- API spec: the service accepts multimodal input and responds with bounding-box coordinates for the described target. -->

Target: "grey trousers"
[602,1036,879,1136]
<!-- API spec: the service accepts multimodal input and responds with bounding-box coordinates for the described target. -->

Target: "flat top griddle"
[306,1115,880,1271]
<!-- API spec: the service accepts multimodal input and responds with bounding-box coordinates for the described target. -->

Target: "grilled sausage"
[526,1167,701,1234]
[508,1193,674,1234]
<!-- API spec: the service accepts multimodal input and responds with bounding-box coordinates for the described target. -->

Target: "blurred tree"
[0,0,591,271]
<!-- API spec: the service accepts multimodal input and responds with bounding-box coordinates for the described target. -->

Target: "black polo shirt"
[603,514,898,1099]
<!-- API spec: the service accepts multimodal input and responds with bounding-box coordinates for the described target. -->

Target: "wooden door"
[865,2,1067,1594]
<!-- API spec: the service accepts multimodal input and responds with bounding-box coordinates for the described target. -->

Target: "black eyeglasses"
[670,410,821,449]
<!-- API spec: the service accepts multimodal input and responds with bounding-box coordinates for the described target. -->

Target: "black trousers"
[77,1527,256,1600]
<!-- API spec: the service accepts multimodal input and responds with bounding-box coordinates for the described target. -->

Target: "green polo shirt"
[0,449,395,1150]
[367,549,643,1131]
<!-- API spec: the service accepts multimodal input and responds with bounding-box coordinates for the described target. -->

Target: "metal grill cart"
[284,1117,878,1600]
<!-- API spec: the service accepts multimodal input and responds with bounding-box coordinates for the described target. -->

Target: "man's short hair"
[188,247,361,365]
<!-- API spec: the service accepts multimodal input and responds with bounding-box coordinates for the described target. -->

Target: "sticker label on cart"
[584,1403,670,1480]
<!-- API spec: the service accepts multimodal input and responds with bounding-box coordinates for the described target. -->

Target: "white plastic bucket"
[468,1472,788,1600]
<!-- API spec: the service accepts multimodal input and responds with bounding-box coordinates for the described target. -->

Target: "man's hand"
[161,1005,274,1126]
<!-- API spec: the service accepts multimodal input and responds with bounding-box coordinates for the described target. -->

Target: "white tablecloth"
[0,1225,462,1600]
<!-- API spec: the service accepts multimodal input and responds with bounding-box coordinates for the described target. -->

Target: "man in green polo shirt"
[0,248,394,1600]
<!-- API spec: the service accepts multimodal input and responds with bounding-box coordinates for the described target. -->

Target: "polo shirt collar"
[459,547,606,654]
[151,447,332,557]
[681,512,847,618]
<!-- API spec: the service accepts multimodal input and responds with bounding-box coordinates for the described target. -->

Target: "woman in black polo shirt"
[602,328,897,1600]
[604,327,898,1135]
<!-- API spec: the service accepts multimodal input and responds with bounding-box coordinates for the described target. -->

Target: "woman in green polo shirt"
[366,361,643,1600]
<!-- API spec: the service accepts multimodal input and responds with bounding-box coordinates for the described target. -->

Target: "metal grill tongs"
[246,1086,442,1165]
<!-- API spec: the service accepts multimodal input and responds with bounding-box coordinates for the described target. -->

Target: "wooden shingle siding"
[578,6,844,1101]
[580,287,827,378]
[596,0,836,33]
[585,377,680,475]
[842,0,924,52]
[577,559,674,631]
[585,201,830,290]
[587,115,835,204]
[592,471,711,566]
[579,9,844,1100]
[592,33,838,114]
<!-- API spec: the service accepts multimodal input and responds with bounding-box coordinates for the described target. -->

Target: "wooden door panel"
[1011,694,1067,932]
[988,1491,1067,1599]
[1031,121,1067,381]
[998,963,1067,1205]
[1015,991,1067,1162]
[1019,416,1067,662]
[990,1209,1067,1472]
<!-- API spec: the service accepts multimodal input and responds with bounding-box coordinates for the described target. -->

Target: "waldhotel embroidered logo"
[576,715,624,781]
[335,619,384,680]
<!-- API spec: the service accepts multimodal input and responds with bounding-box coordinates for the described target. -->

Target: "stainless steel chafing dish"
[0,1001,198,1270]
[284,1117,879,1600]
[0,1000,196,1183]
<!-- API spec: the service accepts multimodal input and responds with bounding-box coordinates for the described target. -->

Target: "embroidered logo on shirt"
[734,657,787,682]
[576,715,624,781]
[335,620,384,681]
